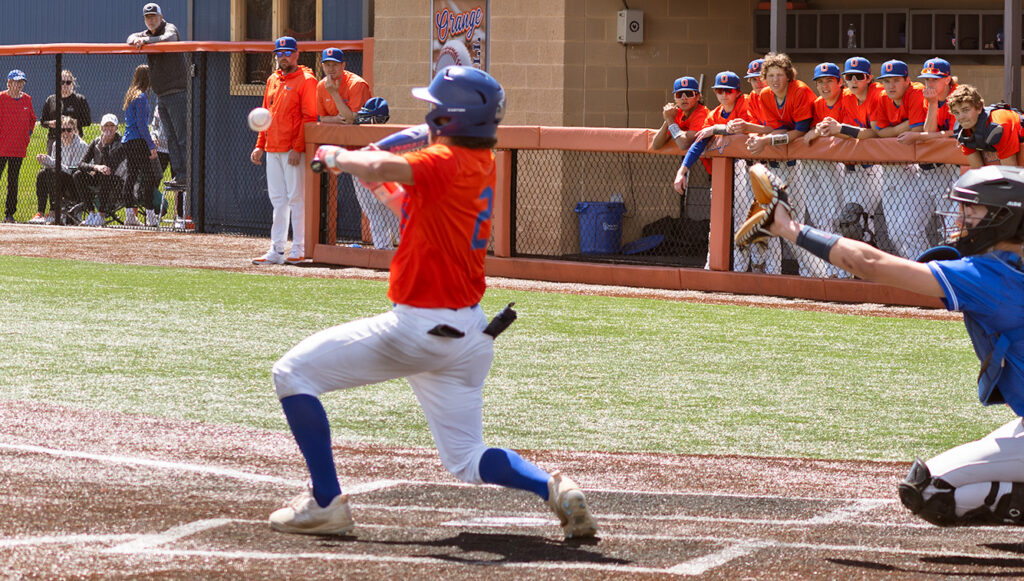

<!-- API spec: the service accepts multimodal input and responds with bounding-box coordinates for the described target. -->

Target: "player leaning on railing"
[739,162,1024,527]
[267,66,598,540]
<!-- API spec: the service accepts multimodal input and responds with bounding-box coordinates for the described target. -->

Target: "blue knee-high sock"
[478,448,551,500]
[280,394,342,508]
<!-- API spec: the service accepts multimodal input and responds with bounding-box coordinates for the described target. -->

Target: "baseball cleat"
[285,251,305,265]
[546,471,597,539]
[252,250,285,265]
[269,490,354,535]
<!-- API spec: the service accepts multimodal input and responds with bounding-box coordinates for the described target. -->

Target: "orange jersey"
[388,144,495,309]
[811,90,846,125]
[746,90,764,127]
[871,81,926,130]
[316,71,372,118]
[932,83,959,132]
[959,108,1024,160]
[840,82,885,128]
[673,103,711,132]
[709,93,755,125]
[255,65,318,153]
[755,80,815,130]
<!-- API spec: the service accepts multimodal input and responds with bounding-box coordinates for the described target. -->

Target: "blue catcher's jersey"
[929,251,1024,415]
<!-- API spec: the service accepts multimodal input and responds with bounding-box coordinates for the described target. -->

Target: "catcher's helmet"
[942,165,1024,255]
[412,66,505,139]
[355,97,390,125]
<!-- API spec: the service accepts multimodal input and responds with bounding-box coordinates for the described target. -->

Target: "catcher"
[738,163,1024,527]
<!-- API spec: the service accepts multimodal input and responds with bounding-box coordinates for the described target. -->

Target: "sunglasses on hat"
[674,90,697,99]
[921,66,946,76]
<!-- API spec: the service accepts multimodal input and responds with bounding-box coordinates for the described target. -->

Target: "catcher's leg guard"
[960,482,1024,526]
[898,459,957,526]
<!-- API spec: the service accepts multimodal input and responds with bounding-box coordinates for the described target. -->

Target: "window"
[230,0,322,96]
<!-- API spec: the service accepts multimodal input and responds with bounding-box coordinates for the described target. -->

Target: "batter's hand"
[662,103,678,121]
[673,165,688,195]
[287,150,302,166]
[250,148,264,165]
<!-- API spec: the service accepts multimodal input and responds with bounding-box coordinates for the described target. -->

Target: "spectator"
[651,76,709,152]
[801,62,847,278]
[0,69,35,223]
[818,57,887,249]
[120,64,160,227]
[74,113,126,227]
[250,36,317,265]
[150,107,181,226]
[39,69,91,153]
[949,84,1024,169]
[127,2,188,189]
[727,52,816,276]
[316,47,371,125]
[31,116,88,224]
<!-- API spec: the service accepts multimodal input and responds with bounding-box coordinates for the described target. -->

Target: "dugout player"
[756,163,1024,527]
[267,66,598,540]
[948,84,1024,169]
[651,76,710,152]
[728,52,816,276]
[818,57,887,251]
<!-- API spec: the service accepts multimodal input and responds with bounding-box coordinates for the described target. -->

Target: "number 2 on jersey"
[471,187,494,250]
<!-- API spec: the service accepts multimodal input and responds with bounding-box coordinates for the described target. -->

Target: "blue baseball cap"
[877,59,909,79]
[321,48,344,63]
[745,59,764,78]
[812,62,841,80]
[673,76,699,93]
[274,36,298,53]
[842,57,871,75]
[7,69,25,81]
[918,57,951,79]
[711,71,741,90]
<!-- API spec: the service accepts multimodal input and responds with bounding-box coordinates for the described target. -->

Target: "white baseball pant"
[802,159,844,278]
[266,151,305,256]
[272,304,494,484]
[917,163,961,248]
[881,163,932,261]
[352,175,401,249]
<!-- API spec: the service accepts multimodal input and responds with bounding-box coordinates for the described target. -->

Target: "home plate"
[441,516,553,528]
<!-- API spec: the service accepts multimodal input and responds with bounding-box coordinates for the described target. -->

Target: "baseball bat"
[311,124,430,174]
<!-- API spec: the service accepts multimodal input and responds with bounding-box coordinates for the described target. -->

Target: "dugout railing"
[305,124,973,308]
[0,40,368,232]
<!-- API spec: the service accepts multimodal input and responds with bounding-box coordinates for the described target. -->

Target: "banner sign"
[431,1,489,75]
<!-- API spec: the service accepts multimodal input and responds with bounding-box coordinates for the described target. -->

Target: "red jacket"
[255,65,318,153]
[0,91,36,157]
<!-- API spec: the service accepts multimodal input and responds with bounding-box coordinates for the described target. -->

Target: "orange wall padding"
[0,40,365,56]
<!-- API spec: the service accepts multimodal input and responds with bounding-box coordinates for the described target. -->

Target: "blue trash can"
[574,202,626,254]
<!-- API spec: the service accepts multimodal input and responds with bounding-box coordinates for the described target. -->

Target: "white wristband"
[770,133,789,146]
[668,123,683,139]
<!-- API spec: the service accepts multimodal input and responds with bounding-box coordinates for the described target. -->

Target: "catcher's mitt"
[734,163,791,249]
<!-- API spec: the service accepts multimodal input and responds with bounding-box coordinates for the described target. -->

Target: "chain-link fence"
[0,43,364,235]
[731,159,960,277]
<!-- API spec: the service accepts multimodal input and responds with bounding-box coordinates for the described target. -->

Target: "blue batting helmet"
[412,66,505,139]
[355,97,390,125]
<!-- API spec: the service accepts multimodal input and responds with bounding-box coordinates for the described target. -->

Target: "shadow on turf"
[342,532,622,566]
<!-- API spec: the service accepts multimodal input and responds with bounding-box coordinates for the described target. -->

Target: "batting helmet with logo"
[943,166,1024,255]
[355,97,390,125]
[412,66,505,139]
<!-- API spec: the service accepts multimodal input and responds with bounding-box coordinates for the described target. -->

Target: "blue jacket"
[122,92,155,150]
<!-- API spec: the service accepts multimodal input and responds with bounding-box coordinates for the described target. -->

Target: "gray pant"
[157,90,188,182]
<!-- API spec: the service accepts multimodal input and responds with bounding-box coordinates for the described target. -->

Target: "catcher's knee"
[898,459,1024,527]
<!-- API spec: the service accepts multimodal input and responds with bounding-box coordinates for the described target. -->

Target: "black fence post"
[53,53,62,226]
[197,52,206,233]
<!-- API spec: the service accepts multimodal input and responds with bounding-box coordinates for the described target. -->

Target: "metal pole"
[53,53,63,226]
[1005,0,1021,108]
[770,0,787,53]
[197,52,206,232]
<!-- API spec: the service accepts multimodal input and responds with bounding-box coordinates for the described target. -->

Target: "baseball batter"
[749,163,1024,527]
[267,66,598,540]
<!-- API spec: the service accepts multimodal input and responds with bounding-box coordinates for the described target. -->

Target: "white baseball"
[248,107,272,132]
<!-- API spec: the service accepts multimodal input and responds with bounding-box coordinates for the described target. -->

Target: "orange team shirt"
[871,81,927,130]
[932,82,959,132]
[959,108,1024,160]
[755,80,815,130]
[255,65,318,153]
[673,103,711,132]
[840,82,885,129]
[316,71,372,118]
[746,90,764,127]
[388,143,495,309]
[811,89,847,124]
[708,93,754,126]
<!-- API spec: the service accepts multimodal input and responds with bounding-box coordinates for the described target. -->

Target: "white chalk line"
[668,540,776,576]
[0,534,139,548]
[104,519,235,553]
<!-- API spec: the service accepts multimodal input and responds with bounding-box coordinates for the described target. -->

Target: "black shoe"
[3,215,13,223]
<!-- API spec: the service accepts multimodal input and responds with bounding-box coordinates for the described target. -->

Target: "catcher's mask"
[355,97,390,125]
[938,165,1024,256]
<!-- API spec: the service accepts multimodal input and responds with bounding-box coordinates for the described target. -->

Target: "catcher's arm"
[754,167,943,297]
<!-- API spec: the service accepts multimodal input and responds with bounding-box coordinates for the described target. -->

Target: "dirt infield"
[2,224,996,579]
